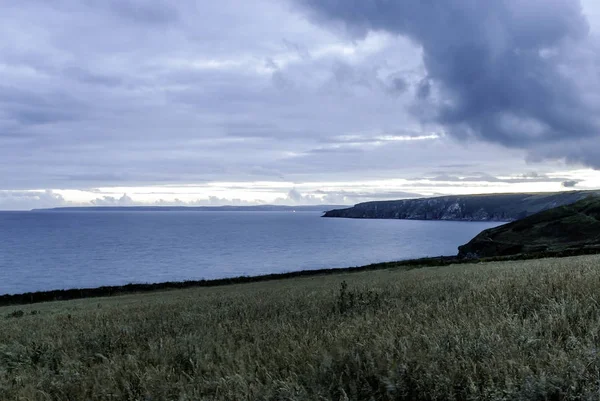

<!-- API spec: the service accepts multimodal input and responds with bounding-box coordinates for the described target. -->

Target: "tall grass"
[3,255,600,400]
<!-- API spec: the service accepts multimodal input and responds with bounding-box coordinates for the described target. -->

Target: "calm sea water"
[0,211,502,295]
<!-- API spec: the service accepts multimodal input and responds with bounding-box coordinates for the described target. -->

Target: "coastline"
[321,215,514,222]
[3,247,600,307]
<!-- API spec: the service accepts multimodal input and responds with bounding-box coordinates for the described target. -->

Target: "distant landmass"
[458,196,600,258]
[32,205,347,213]
[322,191,600,222]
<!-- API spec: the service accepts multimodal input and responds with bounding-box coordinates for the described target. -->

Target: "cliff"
[457,196,600,258]
[323,191,599,222]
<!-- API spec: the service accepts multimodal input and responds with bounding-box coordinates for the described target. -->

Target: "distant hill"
[458,196,600,258]
[323,191,600,222]
[32,205,346,213]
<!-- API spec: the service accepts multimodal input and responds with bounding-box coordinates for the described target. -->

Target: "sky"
[2,0,600,210]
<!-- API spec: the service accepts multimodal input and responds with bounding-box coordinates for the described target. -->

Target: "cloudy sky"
[2,0,600,209]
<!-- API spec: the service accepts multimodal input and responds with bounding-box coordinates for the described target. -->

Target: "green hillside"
[458,196,600,258]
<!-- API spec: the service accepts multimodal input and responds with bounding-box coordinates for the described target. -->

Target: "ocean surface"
[0,211,502,295]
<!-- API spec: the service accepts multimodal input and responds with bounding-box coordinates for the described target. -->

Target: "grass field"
[3,255,600,400]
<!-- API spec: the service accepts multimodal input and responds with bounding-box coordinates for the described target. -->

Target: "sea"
[0,211,503,295]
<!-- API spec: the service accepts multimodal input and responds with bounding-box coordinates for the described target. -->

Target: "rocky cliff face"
[323,191,599,222]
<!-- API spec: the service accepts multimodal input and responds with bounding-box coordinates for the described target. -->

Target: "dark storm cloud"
[294,0,600,165]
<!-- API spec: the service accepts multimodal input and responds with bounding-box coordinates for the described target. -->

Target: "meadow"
[3,255,600,400]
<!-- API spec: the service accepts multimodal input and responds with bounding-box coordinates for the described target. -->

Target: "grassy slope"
[459,196,600,258]
[3,256,600,400]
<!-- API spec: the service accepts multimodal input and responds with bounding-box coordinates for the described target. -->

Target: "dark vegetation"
[4,256,600,399]
[459,196,600,258]
[323,190,599,221]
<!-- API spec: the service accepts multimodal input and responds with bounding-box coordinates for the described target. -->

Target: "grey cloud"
[330,61,379,91]
[562,180,580,187]
[412,172,570,184]
[415,173,499,182]
[200,197,257,206]
[286,188,304,203]
[264,58,279,70]
[272,70,295,90]
[63,67,125,88]
[314,189,423,200]
[13,110,71,126]
[272,136,531,180]
[0,86,85,127]
[415,78,431,100]
[307,147,364,155]
[282,39,311,60]
[294,0,600,166]
[274,189,423,206]
[437,163,477,169]
[388,76,409,95]
[275,189,355,206]
[62,173,130,183]
[529,137,600,168]
[521,172,543,179]
[325,130,437,144]
[34,0,180,25]
[223,122,288,139]
[104,0,179,25]
[327,62,415,98]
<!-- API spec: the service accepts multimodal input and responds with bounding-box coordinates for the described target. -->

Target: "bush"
[6,310,24,319]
